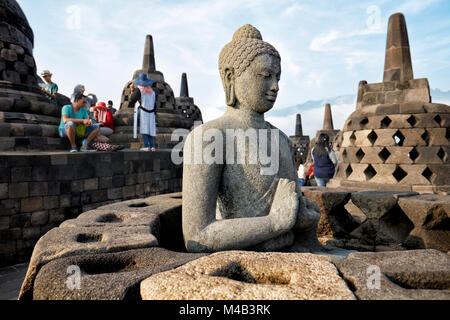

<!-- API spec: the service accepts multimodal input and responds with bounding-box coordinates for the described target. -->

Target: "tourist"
[70,84,97,110]
[297,161,306,187]
[107,100,117,114]
[311,133,338,187]
[128,73,157,152]
[58,93,100,152]
[305,163,315,186]
[40,70,58,105]
[92,102,115,136]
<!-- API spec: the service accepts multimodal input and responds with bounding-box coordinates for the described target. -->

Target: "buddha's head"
[219,24,281,114]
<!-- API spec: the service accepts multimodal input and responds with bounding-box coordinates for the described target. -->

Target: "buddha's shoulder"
[265,121,290,142]
[187,119,290,141]
[188,116,237,134]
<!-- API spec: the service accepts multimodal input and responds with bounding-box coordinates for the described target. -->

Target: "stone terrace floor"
[0,262,28,300]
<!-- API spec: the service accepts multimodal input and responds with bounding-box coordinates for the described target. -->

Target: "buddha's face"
[234,54,281,114]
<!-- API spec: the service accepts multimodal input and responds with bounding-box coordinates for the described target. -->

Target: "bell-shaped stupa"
[329,13,450,193]
[110,35,198,149]
[0,0,67,151]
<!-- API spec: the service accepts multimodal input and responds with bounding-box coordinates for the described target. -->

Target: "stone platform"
[17,192,450,300]
[0,262,28,300]
[0,149,182,267]
[302,186,450,253]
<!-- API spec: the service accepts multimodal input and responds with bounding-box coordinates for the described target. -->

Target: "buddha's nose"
[270,79,279,92]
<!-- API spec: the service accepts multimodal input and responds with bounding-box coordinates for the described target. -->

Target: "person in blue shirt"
[58,93,100,152]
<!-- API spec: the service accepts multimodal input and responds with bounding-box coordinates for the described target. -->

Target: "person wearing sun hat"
[40,70,58,105]
[128,72,157,151]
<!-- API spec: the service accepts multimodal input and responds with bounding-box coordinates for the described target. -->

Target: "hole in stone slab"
[80,257,140,275]
[380,116,392,129]
[437,148,446,161]
[393,166,407,182]
[367,130,378,145]
[364,164,377,180]
[360,118,369,128]
[128,202,152,208]
[378,147,391,162]
[76,233,103,243]
[157,206,186,252]
[394,130,405,146]
[211,262,257,284]
[346,164,353,178]
[349,132,356,145]
[406,115,417,127]
[422,167,434,183]
[379,203,414,244]
[408,147,419,162]
[385,273,450,290]
[433,115,442,127]
[355,148,365,162]
[171,195,182,199]
[421,130,430,146]
[344,199,367,224]
[446,128,450,141]
[96,213,124,223]
[211,262,290,285]
[422,207,450,230]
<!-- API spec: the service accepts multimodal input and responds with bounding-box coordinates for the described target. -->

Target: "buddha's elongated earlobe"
[224,68,236,107]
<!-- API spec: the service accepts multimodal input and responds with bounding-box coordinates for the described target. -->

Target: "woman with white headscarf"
[128,73,157,151]
[71,84,97,110]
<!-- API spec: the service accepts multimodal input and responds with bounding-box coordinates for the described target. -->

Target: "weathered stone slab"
[60,210,159,229]
[33,248,206,300]
[302,189,359,238]
[398,194,450,252]
[350,191,417,246]
[141,251,356,300]
[18,226,158,300]
[335,249,450,299]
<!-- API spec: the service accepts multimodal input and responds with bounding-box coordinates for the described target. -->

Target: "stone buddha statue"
[182,24,321,253]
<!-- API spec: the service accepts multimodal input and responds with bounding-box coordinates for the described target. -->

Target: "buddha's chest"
[217,135,296,216]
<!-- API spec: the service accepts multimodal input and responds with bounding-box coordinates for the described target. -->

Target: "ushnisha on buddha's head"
[219,24,281,114]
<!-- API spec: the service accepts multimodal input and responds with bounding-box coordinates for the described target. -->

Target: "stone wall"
[0,150,182,267]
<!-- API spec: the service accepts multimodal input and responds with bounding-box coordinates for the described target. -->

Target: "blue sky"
[17,0,450,136]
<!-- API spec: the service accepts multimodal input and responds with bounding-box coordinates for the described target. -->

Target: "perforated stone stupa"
[0,0,67,151]
[175,73,202,123]
[109,35,201,149]
[305,103,340,165]
[329,13,450,193]
[289,114,310,165]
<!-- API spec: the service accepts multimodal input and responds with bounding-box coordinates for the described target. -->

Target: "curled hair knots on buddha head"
[218,24,281,106]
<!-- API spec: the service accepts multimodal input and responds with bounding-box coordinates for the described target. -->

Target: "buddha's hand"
[269,178,299,234]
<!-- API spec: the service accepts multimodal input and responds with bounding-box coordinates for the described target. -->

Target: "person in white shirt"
[297,162,306,187]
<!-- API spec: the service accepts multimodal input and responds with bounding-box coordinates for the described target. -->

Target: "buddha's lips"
[266,93,277,101]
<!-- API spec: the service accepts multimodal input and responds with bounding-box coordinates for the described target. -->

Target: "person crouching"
[58,93,100,152]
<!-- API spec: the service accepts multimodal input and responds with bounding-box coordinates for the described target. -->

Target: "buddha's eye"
[259,72,271,78]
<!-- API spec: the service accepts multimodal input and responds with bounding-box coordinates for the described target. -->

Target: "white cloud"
[283,3,306,17]
[305,71,322,88]
[309,30,342,52]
